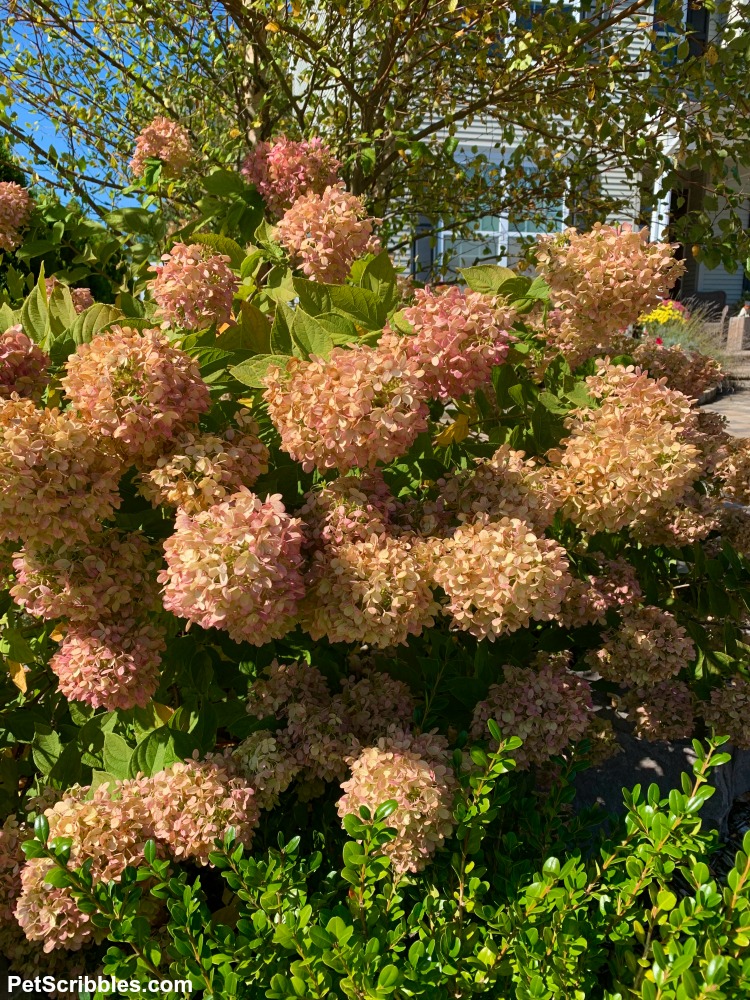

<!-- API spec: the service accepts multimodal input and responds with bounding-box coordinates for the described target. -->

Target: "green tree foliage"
[2,0,750,268]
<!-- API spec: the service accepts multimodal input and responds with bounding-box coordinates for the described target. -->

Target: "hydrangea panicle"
[160,491,305,645]
[338,727,457,873]
[587,606,694,686]
[433,516,571,639]
[535,223,684,352]
[470,653,593,768]
[149,243,238,331]
[11,531,161,622]
[61,326,210,461]
[0,182,33,251]
[301,533,438,647]
[378,286,516,401]
[0,325,49,400]
[263,345,428,472]
[139,410,269,513]
[44,277,94,314]
[0,398,122,546]
[275,183,380,283]
[49,618,166,710]
[130,117,192,178]
[702,677,750,749]
[241,136,341,215]
[621,680,695,741]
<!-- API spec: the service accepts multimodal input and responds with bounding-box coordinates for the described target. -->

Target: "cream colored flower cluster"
[301,532,439,647]
[61,326,210,461]
[0,398,122,547]
[432,516,571,640]
[548,364,701,533]
[631,489,722,546]
[139,410,268,514]
[702,677,750,749]
[149,242,238,331]
[0,325,49,400]
[469,653,592,769]
[15,756,257,953]
[129,116,192,178]
[241,136,341,216]
[0,181,33,251]
[275,183,380,283]
[160,490,305,645]
[379,286,516,401]
[44,277,94,314]
[631,341,723,401]
[621,680,695,741]
[263,345,428,473]
[338,727,457,873]
[535,223,684,353]
[587,606,695,686]
[439,444,560,533]
[11,530,161,623]
[558,556,642,628]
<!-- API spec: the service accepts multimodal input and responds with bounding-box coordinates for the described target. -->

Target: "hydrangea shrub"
[1,133,749,984]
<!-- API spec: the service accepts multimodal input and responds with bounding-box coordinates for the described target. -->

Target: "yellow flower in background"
[639,300,689,327]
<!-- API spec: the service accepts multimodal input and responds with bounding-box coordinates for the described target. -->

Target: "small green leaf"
[292,310,335,359]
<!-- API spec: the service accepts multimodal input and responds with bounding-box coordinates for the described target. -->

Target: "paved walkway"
[703,352,750,437]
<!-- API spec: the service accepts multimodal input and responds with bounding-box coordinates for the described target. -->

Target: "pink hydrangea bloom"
[331,672,416,744]
[0,325,49,400]
[547,364,701,534]
[622,680,695,741]
[11,531,161,622]
[558,556,642,628]
[61,326,210,461]
[15,757,258,952]
[49,618,166,710]
[535,223,684,349]
[44,277,94,314]
[263,345,428,473]
[631,341,724,401]
[470,653,593,769]
[275,183,380,283]
[379,286,516,401]
[716,505,750,558]
[439,444,560,532]
[631,489,722,546]
[587,606,694,686]
[301,533,438,648]
[299,473,397,548]
[160,491,305,645]
[149,242,238,330]
[136,754,258,864]
[432,516,571,640]
[338,727,457,873]
[240,136,341,216]
[0,398,122,546]
[702,677,750,749]
[139,410,268,513]
[129,116,192,178]
[0,182,33,251]
[15,782,151,953]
